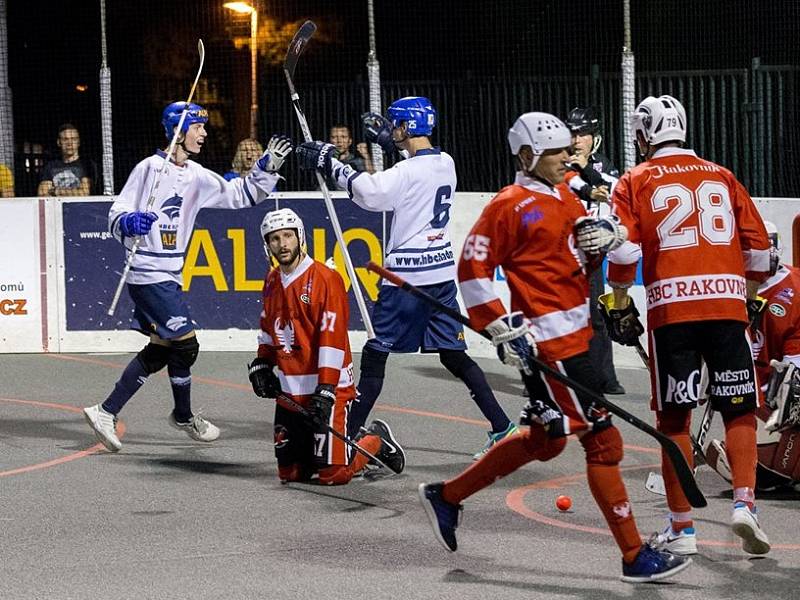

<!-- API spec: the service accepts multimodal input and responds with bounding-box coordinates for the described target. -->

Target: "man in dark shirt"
[37,124,97,196]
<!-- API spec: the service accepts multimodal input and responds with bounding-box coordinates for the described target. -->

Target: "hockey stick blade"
[275,394,397,475]
[366,261,707,508]
[283,20,316,80]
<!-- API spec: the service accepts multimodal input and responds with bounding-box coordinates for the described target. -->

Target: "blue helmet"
[387,96,436,136]
[161,101,209,139]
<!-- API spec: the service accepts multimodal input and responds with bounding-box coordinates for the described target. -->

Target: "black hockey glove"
[519,398,566,438]
[597,292,644,346]
[248,357,281,399]
[309,384,335,426]
[746,295,768,330]
[361,112,396,156]
[296,141,336,178]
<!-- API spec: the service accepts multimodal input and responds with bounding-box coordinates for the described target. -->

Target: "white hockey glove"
[574,215,627,254]
[256,134,294,173]
[485,311,536,375]
[764,360,800,432]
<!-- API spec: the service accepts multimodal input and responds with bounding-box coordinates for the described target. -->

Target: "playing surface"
[2,352,798,599]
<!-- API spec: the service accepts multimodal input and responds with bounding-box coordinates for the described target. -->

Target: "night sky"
[5,0,799,193]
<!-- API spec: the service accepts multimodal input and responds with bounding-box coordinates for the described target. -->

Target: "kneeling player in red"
[248,209,404,484]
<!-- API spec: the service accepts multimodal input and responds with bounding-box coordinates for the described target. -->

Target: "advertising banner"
[0,199,43,352]
[60,195,384,334]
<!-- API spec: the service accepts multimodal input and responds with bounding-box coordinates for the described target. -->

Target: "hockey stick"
[275,393,395,474]
[107,40,205,316]
[283,21,375,339]
[366,261,707,508]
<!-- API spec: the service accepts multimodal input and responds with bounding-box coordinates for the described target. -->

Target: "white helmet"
[631,95,687,150]
[507,112,572,170]
[260,208,306,254]
[764,219,781,275]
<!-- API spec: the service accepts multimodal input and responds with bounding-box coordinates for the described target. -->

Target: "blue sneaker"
[418,482,463,552]
[472,422,520,460]
[620,542,692,583]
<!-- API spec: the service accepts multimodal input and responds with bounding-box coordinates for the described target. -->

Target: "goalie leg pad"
[168,336,200,370]
[580,425,624,466]
[136,342,171,374]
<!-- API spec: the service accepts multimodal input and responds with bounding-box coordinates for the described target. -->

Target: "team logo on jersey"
[769,303,787,317]
[166,315,188,331]
[161,195,183,221]
[300,294,311,304]
[776,287,794,304]
[521,208,544,228]
[274,317,296,353]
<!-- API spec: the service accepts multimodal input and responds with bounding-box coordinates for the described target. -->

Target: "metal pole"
[366,0,383,171]
[621,0,636,171]
[99,0,114,194]
[250,7,258,139]
[0,0,15,183]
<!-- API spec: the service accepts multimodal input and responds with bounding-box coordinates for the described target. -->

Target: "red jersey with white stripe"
[608,148,770,329]
[458,174,592,362]
[257,255,355,406]
[752,265,800,384]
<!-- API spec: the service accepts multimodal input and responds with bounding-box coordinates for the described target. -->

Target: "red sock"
[657,409,694,515]
[723,411,757,490]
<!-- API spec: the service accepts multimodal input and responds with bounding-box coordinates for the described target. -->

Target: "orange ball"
[556,495,572,511]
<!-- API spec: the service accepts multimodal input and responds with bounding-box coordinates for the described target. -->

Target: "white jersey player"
[296,96,517,459]
[83,101,293,452]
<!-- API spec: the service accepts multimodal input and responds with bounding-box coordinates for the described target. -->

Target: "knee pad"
[317,465,354,486]
[581,425,624,466]
[360,345,388,379]
[521,424,567,462]
[438,349,473,379]
[278,464,313,484]
[169,336,200,370]
[136,342,171,374]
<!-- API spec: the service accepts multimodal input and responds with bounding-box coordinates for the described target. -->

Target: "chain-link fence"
[2,0,798,197]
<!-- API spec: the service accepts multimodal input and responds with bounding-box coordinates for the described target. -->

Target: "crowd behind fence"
[2,1,799,198]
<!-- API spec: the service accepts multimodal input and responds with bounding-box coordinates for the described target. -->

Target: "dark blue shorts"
[366,281,467,353]
[127,281,195,339]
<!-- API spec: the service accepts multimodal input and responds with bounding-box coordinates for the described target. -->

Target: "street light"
[224,1,258,139]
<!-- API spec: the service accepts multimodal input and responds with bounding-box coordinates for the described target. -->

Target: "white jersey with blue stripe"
[332,147,457,286]
[109,151,279,286]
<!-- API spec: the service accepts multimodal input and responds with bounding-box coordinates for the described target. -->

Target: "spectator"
[0,163,13,197]
[37,124,97,197]
[223,138,264,181]
[329,124,375,174]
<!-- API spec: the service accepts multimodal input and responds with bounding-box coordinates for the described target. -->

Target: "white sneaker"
[731,502,770,555]
[168,411,220,442]
[83,404,122,452]
[655,522,698,555]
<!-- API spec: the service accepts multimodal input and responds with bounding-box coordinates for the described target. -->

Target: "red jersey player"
[247,208,405,484]
[706,221,800,492]
[418,112,690,583]
[605,95,771,555]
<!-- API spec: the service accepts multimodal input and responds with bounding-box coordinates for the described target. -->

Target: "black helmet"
[565,106,601,136]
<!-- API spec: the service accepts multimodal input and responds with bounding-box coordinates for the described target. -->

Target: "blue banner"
[62,198,384,332]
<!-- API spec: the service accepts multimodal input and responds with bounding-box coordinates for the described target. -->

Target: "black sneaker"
[418,482,462,551]
[366,419,405,474]
[604,382,626,395]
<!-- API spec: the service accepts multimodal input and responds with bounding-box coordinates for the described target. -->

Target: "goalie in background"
[706,220,800,493]
[248,208,405,484]
[606,95,772,556]
[418,112,690,584]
